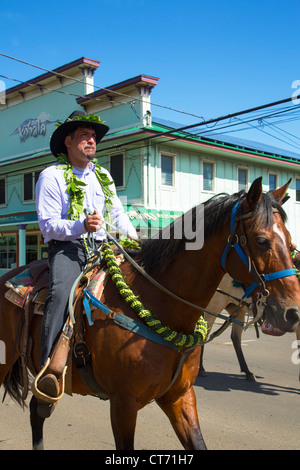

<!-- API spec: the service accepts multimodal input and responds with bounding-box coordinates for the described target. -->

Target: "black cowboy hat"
[50,110,109,157]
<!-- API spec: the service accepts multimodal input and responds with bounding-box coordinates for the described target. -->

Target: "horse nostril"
[285,307,300,325]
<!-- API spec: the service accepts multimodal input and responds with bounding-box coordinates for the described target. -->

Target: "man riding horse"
[34,110,137,406]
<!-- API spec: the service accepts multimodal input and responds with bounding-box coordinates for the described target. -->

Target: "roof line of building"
[77,74,159,103]
[4,57,100,96]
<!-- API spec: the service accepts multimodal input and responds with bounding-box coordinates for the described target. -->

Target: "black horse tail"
[3,357,27,408]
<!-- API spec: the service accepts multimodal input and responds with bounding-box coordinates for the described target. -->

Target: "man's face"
[64,126,97,167]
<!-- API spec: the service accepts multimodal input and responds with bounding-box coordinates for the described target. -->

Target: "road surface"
[0,324,299,450]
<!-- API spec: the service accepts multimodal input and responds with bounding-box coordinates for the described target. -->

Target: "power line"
[190,105,300,151]
[98,95,300,153]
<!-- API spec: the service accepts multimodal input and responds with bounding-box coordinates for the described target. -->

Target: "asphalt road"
[0,324,299,451]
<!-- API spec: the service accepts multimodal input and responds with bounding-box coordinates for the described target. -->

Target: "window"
[238,168,248,191]
[110,153,124,187]
[26,234,38,264]
[161,154,174,186]
[269,173,277,191]
[0,178,6,205]
[296,178,300,202]
[203,161,214,191]
[24,171,41,202]
[0,234,16,269]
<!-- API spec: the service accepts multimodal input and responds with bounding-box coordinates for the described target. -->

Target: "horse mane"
[135,190,287,274]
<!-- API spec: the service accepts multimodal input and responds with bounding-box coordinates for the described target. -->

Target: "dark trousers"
[40,240,88,367]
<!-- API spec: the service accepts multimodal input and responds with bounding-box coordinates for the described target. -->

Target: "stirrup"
[32,358,67,406]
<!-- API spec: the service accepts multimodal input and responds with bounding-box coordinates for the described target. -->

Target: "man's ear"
[64,135,71,150]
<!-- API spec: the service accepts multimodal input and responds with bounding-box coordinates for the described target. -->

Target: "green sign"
[125,206,183,228]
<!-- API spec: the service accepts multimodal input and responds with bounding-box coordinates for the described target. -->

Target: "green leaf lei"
[102,242,208,348]
[56,153,114,221]
[55,113,105,128]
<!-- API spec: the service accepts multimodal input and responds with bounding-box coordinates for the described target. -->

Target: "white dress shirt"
[35,161,138,243]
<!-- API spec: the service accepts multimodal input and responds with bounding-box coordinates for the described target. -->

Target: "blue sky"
[1,0,300,152]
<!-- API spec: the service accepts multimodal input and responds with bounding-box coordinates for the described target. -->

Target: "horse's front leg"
[156,386,207,450]
[109,394,138,450]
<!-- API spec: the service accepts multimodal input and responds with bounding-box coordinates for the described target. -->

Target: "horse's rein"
[104,230,245,326]
[79,204,286,331]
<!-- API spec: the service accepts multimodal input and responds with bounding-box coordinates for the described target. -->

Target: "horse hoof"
[246,373,256,382]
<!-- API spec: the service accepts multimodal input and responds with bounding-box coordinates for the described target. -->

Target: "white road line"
[223,339,257,345]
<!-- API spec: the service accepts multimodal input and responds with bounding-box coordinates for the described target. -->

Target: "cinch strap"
[82,288,180,351]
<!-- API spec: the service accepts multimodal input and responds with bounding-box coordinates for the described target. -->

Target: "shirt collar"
[72,161,95,176]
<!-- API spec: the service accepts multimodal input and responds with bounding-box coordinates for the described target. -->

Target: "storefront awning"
[124,206,183,229]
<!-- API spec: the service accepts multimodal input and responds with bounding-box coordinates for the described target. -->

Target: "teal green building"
[0,57,300,274]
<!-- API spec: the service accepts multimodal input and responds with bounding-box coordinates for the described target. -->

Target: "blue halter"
[221,201,296,299]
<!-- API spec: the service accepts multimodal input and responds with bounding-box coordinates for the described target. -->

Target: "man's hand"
[84,209,102,232]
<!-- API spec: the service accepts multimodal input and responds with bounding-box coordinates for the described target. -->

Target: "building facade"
[0,56,300,274]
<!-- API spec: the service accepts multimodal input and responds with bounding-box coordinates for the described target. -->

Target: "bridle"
[221,201,296,324]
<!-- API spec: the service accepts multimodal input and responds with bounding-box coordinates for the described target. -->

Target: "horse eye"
[256,237,270,247]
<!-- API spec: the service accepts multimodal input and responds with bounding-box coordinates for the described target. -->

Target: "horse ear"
[271,178,292,204]
[245,177,262,211]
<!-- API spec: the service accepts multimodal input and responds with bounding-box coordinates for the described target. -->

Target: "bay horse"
[1,177,300,450]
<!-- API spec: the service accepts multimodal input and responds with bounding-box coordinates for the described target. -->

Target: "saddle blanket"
[5,265,109,315]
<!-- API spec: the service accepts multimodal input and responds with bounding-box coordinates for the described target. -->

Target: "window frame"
[0,177,7,206]
[237,166,248,192]
[202,160,215,192]
[0,232,17,269]
[296,177,300,202]
[160,152,176,188]
[268,172,278,192]
[109,152,125,189]
[23,170,41,203]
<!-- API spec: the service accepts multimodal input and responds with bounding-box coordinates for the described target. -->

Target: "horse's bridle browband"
[221,201,296,301]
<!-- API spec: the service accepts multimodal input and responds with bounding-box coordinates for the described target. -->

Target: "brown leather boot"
[32,320,73,417]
